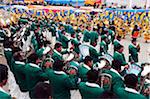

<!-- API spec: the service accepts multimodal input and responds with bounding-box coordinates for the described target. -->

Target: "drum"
[126,63,142,76]
[79,44,90,59]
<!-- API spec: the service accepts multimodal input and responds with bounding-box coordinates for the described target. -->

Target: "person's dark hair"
[124,74,138,89]
[116,44,123,51]
[0,64,8,83]
[99,90,118,99]
[84,56,93,64]
[131,39,136,43]
[30,82,51,99]
[27,53,38,63]
[116,35,121,39]
[87,69,99,83]
[53,60,65,71]
[54,42,62,49]
[112,60,121,71]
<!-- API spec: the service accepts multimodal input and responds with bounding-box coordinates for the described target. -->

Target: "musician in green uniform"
[89,41,101,63]
[0,64,11,99]
[78,56,93,82]
[113,45,128,67]
[100,35,109,55]
[12,52,28,92]
[114,35,122,52]
[90,27,99,45]
[79,70,104,99]
[83,26,91,43]
[44,60,77,99]
[128,39,140,63]
[116,74,146,99]
[102,60,125,92]
[52,43,64,62]
[25,53,48,91]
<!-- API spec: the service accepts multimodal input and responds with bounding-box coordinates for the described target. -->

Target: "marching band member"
[79,70,104,99]
[113,45,128,70]
[0,64,11,99]
[128,39,140,63]
[83,25,91,44]
[100,35,109,55]
[114,35,122,52]
[116,74,146,99]
[78,56,93,82]
[44,60,78,99]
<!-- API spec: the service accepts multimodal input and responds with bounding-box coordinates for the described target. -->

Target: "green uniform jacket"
[79,82,104,99]
[89,45,100,63]
[90,31,98,44]
[0,90,11,99]
[31,35,39,51]
[78,64,91,82]
[45,69,77,99]
[52,50,63,62]
[24,63,48,91]
[116,87,146,99]
[83,29,90,42]
[129,44,138,62]
[4,48,14,72]
[13,61,27,92]
[114,39,121,51]
[100,41,108,54]
[114,51,127,66]
[102,69,124,92]
[61,34,69,49]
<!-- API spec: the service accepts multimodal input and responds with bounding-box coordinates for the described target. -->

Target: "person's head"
[112,60,121,72]
[116,35,121,41]
[54,43,62,52]
[124,74,138,89]
[87,69,99,83]
[132,39,137,45]
[13,51,25,62]
[53,60,65,71]
[84,56,93,68]
[0,64,8,86]
[91,41,97,47]
[99,90,118,99]
[116,45,124,53]
[27,53,38,64]
[31,82,52,99]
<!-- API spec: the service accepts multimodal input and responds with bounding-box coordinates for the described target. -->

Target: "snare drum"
[126,63,142,76]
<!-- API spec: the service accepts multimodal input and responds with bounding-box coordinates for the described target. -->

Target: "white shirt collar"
[29,63,40,68]
[114,39,120,43]
[15,61,25,65]
[0,87,8,94]
[85,82,100,88]
[110,68,121,77]
[83,64,91,70]
[125,87,139,94]
[54,49,62,56]
[54,71,66,75]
